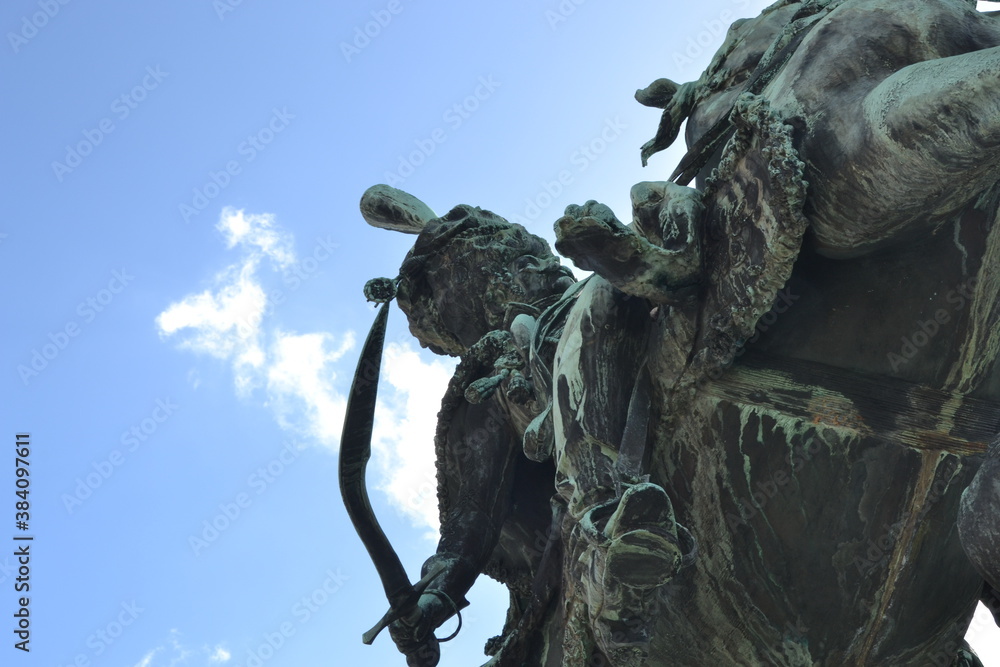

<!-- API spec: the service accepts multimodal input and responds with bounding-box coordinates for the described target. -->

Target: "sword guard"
[362,562,446,645]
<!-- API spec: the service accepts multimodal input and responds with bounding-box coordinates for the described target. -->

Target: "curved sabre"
[338,301,443,647]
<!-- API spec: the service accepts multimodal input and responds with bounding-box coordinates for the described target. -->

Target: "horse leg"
[811,46,1000,256]
[959,435,1000,592]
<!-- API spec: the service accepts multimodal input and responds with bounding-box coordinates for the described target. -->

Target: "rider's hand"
[388,592,449,667]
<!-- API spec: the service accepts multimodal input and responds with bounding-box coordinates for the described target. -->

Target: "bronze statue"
[341,1,1000,664]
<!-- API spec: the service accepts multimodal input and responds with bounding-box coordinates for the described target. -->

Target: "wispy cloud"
[156,258,267,395]
[208,646,231,663]
[133,648,160,667]
[265,330,355,448]
[158,208,455,535]
[131,630,228,666]
[155,207,295,397]
[372,342,455,534]
[158,210,359,442]
[217,208,295,270]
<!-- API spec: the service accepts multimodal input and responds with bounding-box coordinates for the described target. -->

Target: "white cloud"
[157,209,361,450]
[372,342,455,534]
[159,208,457,536]
[157,261,265,349]
[967,602,1000,664]
[130,632,229,666]
[157,211,361,441]
[156,257,268,396]
[133,648,160,667]
[266,330,355,448]
[135,629,222,667]
[217,207,295,270]
[208,645,231,662]
[156,208,299,395]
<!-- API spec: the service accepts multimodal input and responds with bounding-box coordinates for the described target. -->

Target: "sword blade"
[339,302,420,634]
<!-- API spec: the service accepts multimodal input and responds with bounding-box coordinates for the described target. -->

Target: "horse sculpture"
[340,1,1000,664]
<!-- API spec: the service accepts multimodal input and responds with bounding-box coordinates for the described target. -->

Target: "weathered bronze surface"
[343,1,1000,664]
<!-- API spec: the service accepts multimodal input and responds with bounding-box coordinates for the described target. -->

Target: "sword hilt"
[362,561,447,645]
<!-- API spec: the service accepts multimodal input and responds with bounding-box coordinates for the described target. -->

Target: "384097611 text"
[13,433,32,653]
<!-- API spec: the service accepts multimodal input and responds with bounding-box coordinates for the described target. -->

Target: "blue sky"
[5,1,1000,666]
